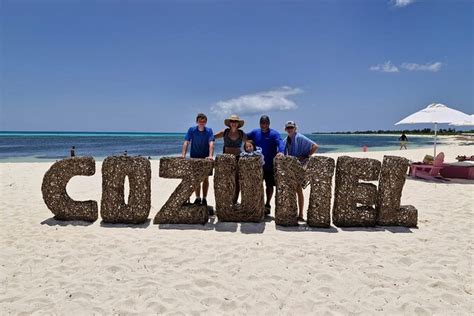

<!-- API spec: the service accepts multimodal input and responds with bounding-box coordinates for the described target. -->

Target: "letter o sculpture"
[101,156,151,224]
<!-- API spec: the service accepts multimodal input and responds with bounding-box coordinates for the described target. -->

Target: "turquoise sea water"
[0,131,437,162]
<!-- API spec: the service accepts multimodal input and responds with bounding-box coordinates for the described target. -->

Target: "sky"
[1,0,473,133]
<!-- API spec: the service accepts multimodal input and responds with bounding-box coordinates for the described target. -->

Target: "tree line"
[313,128,474,135]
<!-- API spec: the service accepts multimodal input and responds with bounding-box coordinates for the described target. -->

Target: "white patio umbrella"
[395,103,471,156]
[449,114,474,126]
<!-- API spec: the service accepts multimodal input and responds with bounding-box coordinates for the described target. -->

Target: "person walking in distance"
[399,132,408,150]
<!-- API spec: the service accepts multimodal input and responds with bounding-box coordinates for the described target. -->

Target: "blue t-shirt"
[246,128,284,170]
[185,126,215,158]
[284,132,316,157]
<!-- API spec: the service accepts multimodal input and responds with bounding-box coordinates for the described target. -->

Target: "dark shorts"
[263,168,275,187]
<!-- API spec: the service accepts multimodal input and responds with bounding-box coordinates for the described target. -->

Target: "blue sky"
[1,0,473,133]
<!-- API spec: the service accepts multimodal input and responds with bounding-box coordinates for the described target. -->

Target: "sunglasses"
[286,126,295,129]
[229,120,239,123]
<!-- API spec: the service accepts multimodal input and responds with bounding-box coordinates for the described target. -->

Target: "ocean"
[0,131,437,162]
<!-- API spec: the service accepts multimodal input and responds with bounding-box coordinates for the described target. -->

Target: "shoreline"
[1,143,473,314]
[0,136,457,163]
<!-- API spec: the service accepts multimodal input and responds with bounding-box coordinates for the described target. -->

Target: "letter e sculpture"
[332,156,381,227]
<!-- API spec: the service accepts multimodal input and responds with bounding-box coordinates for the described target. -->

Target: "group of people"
[182,112,319,221]
[69,121,408,220]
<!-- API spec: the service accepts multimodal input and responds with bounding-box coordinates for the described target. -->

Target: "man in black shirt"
[399,133,408,150]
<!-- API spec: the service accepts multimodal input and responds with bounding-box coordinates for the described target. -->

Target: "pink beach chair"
[410,152,446,180]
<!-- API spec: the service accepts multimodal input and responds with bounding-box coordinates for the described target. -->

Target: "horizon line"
[1,128,469,135]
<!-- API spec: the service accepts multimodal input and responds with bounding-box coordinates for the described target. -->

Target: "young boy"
[181,113,215,207]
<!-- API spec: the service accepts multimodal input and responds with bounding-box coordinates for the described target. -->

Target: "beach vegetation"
[313,128,473,135]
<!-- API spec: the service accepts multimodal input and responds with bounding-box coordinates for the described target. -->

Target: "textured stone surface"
[332,156,381,227]
[274,156,305,226]
[214,155,265,222]
[101,156,151,224]
[41,156,98,222]
[154,157,213,224]
[376,155,418,227]
[214,154,236,218]
[239,156,265,221]
[356,183,379,205]
[395,205,418,228]
[306,156,335,228]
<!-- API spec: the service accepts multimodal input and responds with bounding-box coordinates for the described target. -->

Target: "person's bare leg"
[297,186,304,218]
[234,176,240,204]
[266,186,273,205]
[194,184,201,199]
[202,177,209,198]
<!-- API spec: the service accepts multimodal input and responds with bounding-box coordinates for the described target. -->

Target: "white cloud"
[392,0,415,7]
[401,62,443,72]
[211,86,303,116]
[369,61,399,73]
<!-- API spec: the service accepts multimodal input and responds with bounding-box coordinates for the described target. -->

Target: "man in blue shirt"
[246,115,285,215]
[283,120,319,222]
[182,113,215,208]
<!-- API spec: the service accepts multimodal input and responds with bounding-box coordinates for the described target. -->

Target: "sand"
[1,144,473,315]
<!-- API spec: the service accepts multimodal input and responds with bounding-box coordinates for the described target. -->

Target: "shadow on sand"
[158,215,267,234]
[100,219,151,229]
[41,217,95,227]
[276,224,339,233]
[42,211,417,234]
[339,226,416,233]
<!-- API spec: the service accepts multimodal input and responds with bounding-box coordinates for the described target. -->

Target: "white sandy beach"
[1,143,473,315]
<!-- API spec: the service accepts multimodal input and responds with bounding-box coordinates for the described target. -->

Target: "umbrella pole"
[434,123,438,157]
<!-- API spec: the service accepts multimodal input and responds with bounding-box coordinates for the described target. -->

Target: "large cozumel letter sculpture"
[41,154,417,228]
